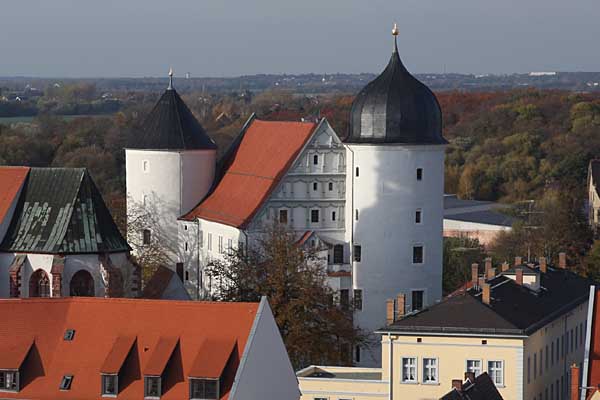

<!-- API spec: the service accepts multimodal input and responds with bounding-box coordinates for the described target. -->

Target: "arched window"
[70,270,95,297]
[29,269,50,298]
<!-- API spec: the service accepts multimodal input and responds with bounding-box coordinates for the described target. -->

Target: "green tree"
[443,236,487,294]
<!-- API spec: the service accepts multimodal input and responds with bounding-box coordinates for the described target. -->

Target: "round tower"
[344,25,447,365]
[125,70,217,266]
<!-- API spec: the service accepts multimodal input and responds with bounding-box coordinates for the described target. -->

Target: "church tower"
[125,70,217,268]
[344,25,447,365]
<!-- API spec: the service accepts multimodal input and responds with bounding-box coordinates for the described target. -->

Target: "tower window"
[313,182,318,191]
[412,290,424,311]
[313,154,319,165]
[354,245,362,262]
[142,160,149,173]
[311,209,320,223]
[356,167,360,177]
[415,209,422,224]
[354,289,363,310]
[279,209,288,224]
[328,182,333,191]
[416,168,423,181]
[142,229,151,245]
[331,211,336,221]
[355,209,359,221]
[199,230,204,248]
[413,245,424,264]
[333,244,344,264]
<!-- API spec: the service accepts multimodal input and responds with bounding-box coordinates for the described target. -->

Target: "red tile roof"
[100,336,136,374]
[0,166,29,225]
[189,338,236,379]
[0,297,259,400]
[182,118,317,227]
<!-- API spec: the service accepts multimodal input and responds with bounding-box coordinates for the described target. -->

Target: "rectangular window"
[551,341,555,365]
[190,378,218,400]
[331,211,336,221]
[101,374,118,396]
[142,229,151,245]
[208,233,213,251]
[423,358,438,383]
[279,209,288,224]
[313,154,319,165]
[402,357,417,382]
[142,160,149,173]
[60,375,73,391]
[199,230,204,248]
[340,289,349,310]
[328,182,333,191]
[415,209,422,224]
[355,209,359,221]
[0,370,19,392]
[227,239,233,252]
[354,289,363,310]
[411,290,424,311]
[467,360,482,377]
[176,263,184,282]
[355,167,359,177]
[218,236,223,254]
[540,349,543,375]
[582,322,585,345]
[311,209,320,223]
[527,356,531,383]
[488,361,504,386]
[571,329,574,353]
[546,345,549,369]
[534,353,537,379]
[355,346,361,364]
[313,182,318,191]
[144,376,161,398]
[416,168,423,181]
[353,245,361,262]
[333,245,343,264]
[412,246,424,264]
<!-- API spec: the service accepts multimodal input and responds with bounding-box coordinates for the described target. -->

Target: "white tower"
[344,25,447,366]
[125,69,217,269]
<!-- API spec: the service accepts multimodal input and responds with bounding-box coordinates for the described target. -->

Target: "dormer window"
[144,376,161,399]
[60,375,73,391]
[101,374,118,397]
[0,370,19,392]
[190,378,219,400]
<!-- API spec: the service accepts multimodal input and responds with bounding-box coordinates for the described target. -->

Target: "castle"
[126,28,447,366]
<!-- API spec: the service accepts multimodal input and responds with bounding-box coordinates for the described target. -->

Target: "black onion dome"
[346,39,447,145]
[132,88,217,150]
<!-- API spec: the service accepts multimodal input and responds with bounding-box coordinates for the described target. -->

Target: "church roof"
[131,88,216,151]
[0,297,259,400]
[346,31,446,145]
[182,117,317,227]
[0,167,129,254]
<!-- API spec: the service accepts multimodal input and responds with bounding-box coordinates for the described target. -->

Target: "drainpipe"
[388,333,394,400]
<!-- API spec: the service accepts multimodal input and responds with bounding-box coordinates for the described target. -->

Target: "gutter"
[581,285,596,400]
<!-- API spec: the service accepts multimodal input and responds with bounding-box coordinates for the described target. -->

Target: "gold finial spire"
[392,23,399,36]
[392,23,399,53]
[168,67,174,90]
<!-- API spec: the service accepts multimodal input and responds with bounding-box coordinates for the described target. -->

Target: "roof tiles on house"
[182,118,317,227]
[0,166,29,225]
[0,297,259,400]
[0,167,129,254]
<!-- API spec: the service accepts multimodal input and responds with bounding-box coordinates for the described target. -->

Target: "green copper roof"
[0,168,130,254]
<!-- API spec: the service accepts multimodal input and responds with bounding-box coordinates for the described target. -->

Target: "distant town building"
[587,160,600,232]
[0,167,138,298]
[298,256,592,400]
[0,296,299,399]
[443,195,515,246]
[128,29,447,367]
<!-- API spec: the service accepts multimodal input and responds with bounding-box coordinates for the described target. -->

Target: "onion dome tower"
[125,69,217,267]
[346,24,446,145]
[345,25,446,367]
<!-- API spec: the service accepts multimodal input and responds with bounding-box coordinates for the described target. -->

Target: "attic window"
[60,375,73,391]
[0,370,19,392]
[101,374,118,396]
[190,378,219,400]
[64,329,75,341]
[144,376,161,399]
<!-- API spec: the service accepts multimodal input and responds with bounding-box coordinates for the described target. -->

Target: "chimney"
[464,371,475,382]
[484,257,492,275]
[386,299,395,325]
[501,262,510,272]
[570,363,580,400]
[396,293,406,319]
[487,267,496,280]
[559,252,567,269]
[482,283,491,305]
[471,264,479,288]
[452,379,463,392]
[515,256,523,266]
[478,277,486,290]
[515,268,524,285]
[539,257,547,273]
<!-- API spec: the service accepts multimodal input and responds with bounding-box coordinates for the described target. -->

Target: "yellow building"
[298,257,593,400]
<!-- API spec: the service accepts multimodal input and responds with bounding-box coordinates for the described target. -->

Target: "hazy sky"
[1,0,599,77]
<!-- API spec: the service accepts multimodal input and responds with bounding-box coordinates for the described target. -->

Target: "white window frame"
[422,357,439,384]
[101,373,118,397]
[0,370,19,392]
[189,377,219,400]
[144,375,161,399]
[207,233,213,251]
[401,357,418,383]
[487,360,505,387]
[218,236,223,254]
[466,359,483,377]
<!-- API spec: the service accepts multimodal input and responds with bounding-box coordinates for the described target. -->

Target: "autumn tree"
[206,223,367,369]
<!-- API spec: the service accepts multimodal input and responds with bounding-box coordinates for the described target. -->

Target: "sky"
[0,0,599,78]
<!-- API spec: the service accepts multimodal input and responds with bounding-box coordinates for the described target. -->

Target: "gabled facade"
[0,296,299,400]
[0,167,138,299]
